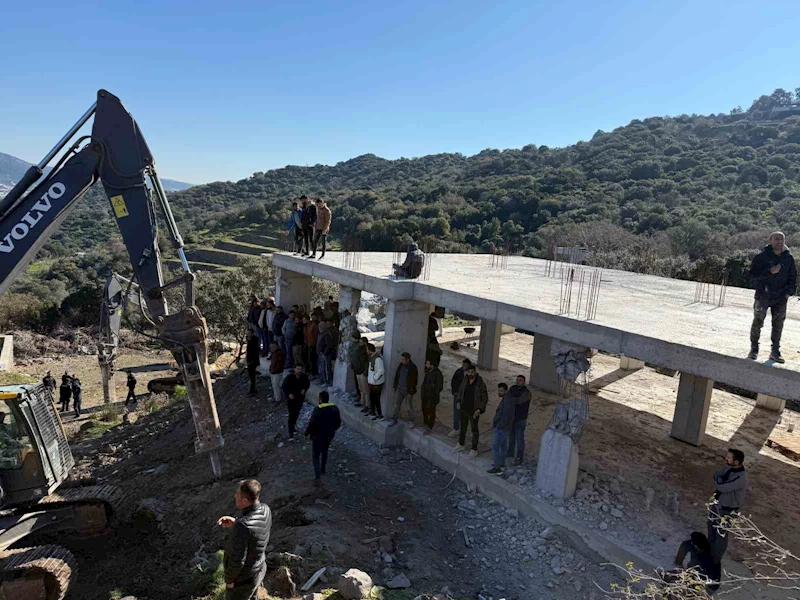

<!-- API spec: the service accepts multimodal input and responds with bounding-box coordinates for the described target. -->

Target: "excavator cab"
[0,385,73,509]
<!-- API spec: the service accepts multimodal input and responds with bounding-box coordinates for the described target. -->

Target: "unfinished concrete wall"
[275,268,312,312]
[380,299,429,417]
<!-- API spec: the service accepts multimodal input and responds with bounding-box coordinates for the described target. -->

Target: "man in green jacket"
[453,365,488,458]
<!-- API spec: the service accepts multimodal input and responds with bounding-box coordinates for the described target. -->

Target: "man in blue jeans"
[506,375,532,465]
[488,383,515,474]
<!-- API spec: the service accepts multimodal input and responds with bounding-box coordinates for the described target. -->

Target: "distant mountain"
[0,151,193,194]
[160,178,193,191]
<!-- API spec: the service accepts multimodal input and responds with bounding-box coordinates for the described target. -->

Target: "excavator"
[0,90,225,599]
[98,272,139,404]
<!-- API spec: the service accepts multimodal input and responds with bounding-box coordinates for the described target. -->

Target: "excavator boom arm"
[0,90,223,475]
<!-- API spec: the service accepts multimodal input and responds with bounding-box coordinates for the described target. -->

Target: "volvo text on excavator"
[0,90,225,599]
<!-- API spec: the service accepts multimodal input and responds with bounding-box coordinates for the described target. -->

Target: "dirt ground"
[19,359,622,600]
[15,349,174,411]
[429,328,800,570]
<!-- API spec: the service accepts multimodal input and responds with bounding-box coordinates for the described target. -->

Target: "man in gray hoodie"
[707,448,747,562]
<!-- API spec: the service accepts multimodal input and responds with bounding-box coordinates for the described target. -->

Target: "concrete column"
[756,394,785,412]
[670,373,713,446]
[620,355,645,371]
[477,320,502,371]
[380,299,430,418]
[274,268,312,312]
[333,286,362,394]
[530,334,561,394]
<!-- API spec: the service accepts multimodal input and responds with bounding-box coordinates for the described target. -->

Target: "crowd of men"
[43,370,83,418]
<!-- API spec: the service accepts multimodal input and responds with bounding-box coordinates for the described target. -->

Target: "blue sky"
[1,0,798,184]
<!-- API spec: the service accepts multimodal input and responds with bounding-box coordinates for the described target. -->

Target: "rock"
[337,568,373,599]
[608,478,622,495]
[610,508,623,518]
[574,581,583,592]
[134,498,167,524]
[540,527,553,539]
[397,516,405,522]
[378,535,394,554]
[382,553,393,564]
[265,566,296,598]
[644,487,655,511]
[379,448,391,456]
[310,542,324,555]
[294,545,307,556]
[122,412,138,425]
[505,508,520,518]
[576,487,592,500]
[550,556,561,570]
[152,464,168,475]
[599,521,609,531]
[557,507,567,516]
[386,573,411,589]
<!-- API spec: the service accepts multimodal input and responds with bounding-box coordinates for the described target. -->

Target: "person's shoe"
[487,467,503,474]
[769,350,785,364]
[318,253,325,260]
[447,430,460,438]
[453,443,465,452]
[468,449,479,459]
[370,415,379,420]
[407,422,415,429]
[747,348,758,360]
[309,253,316,259]
[388,419,398,426]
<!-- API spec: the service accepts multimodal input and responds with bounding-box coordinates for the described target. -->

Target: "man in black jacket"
[218,479,272,600]
[421,359,443,432]
[282,365,310,439]
[300,195,317,256]
[71,376,83,418]
[305,391,342,484]
[246,328,260,395]
[125,371,137,405]
[59,376,72,412]
[748,232,797,363]
[448,359,472,438]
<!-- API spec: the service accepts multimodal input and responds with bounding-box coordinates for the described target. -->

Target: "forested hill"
[171,87,800,266]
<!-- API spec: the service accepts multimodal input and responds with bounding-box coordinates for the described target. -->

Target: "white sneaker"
[453,443,465,452]
[447,430,459,438]
[468,449,478,459]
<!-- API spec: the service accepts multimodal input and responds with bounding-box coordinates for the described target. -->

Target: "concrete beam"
[530,334,561,394]
[477,320,503,371]
[756,394,785,412]
[275,268,312,312]
[670,373,713,446]
[333,286,362,394]
[380,299,429,418]
[620,355,645,371]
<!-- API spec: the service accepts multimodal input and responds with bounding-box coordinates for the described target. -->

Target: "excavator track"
[0,544,76,600]
[38,484,129,534]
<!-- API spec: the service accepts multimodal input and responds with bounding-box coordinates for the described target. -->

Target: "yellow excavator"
[0,90,225,599]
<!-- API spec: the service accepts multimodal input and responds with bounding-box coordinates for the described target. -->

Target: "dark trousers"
[60,395,70,412]
[422,400,437,429]
[73,396,82,418]
[304,345,317,375]
[225,563,266,600]
[126,388,136,404]
[303,225,315,254]
[369,384,384,417]
[708,505,737,562]
[288,399,303,437]
[293,228,303,252]
[750,297,788,352]
[247,364,257,392]
[312,230,327,255]
[312,437,332,479]
[458,410,480,450]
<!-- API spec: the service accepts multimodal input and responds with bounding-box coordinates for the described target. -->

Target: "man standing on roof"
[310,198,331,260]
[748,231,797,363]
[300,195,316,256]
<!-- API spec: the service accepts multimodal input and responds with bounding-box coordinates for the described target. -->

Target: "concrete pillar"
[380,299,429,418]
[620,355,645,371]
[477,320,502,371]
[274,268,312,312]
[333,286,362,394]
[756,394,785,412]
[535,428,579,499]
[670,373,713,446]
[530,334,561,394]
